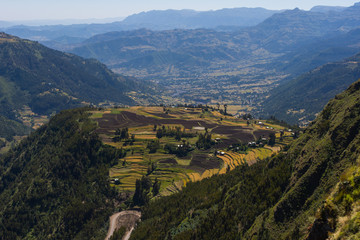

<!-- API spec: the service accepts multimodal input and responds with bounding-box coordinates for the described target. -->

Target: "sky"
[0,0,359,21]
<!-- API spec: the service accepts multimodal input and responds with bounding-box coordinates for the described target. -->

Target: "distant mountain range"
[309,5,346,12]
[61,3,360,112]
[0,17,126,28]
[121,8,281,30]
[0,7,281,44]
[69,3,360,68]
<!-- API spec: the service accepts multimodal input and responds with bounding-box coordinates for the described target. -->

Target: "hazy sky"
[1,0,359,21]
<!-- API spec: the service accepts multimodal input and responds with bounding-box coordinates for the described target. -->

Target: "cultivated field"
[91,106,293,196]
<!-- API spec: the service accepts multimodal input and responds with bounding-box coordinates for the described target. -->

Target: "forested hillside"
[0,32,148,120]
[0,115,30,141]
[262,53,360,124]
[0,108,124,239]
[131,79,360,239]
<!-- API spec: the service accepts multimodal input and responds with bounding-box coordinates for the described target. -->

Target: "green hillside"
[130,79,360,239]
[0,108,122,239]
[0,32,149,120]
[261,53,360,124]
[0,115,30,141]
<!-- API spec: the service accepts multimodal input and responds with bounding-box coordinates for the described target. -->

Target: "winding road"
[105,210,141,240]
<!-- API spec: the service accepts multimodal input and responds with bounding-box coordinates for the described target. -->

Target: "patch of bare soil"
[95,111,218,135]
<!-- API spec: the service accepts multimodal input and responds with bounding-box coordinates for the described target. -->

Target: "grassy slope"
[131,79,360,239]
[0,108,122,239]
[248,78,360,239]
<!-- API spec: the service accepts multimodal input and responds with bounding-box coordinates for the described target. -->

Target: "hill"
[249,3,360,52]
[0,32,149,121]
[130,79,360,239]
[261,53,360,125]
[273,27,360,77]
[0,115,30,141]
[0,115,31,155]
[0,108,123,239]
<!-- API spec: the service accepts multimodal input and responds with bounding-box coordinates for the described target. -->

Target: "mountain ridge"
[0,7,282,45]
[261,52,360,124]
[0,32,148,120]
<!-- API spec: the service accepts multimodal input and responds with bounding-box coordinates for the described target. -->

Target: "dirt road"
[105,210,141,240]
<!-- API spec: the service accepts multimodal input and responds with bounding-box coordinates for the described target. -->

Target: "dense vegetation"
[131,153,291,239]
[262,53,360,124]
[0,32,149,119]
[131,79,360,239]
[0,108,123,239]
[0,115,30,141]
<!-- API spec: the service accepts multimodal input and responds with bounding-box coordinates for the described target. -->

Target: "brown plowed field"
[253,129,275,139]
[211,126,251,134]
[95,112,274,146]
[144,112,176,118]
[159,158,178,165]
[189,153,221,173]
[95,111,218,134]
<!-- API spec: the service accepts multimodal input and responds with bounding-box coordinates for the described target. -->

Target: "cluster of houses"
[247,141,265,147]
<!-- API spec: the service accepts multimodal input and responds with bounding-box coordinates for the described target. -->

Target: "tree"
[280,131,284,141]
[133,176,152,206]
[152,178,161,196]
[120,127,129,139]
[268,133,276,146]
[141,176,152,191]
[115,128,121,136]
[156,129,163,139]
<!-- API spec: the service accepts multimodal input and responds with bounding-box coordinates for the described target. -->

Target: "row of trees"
[164,141,193,157]
[196,132,214,150]
[155,125,195,140]
[133,176,161,206]
[113,127,129,142]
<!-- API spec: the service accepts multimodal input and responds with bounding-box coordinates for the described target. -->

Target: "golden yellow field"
[91,106,292,195]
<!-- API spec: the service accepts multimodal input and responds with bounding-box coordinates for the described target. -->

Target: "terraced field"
[91,106,292,196]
